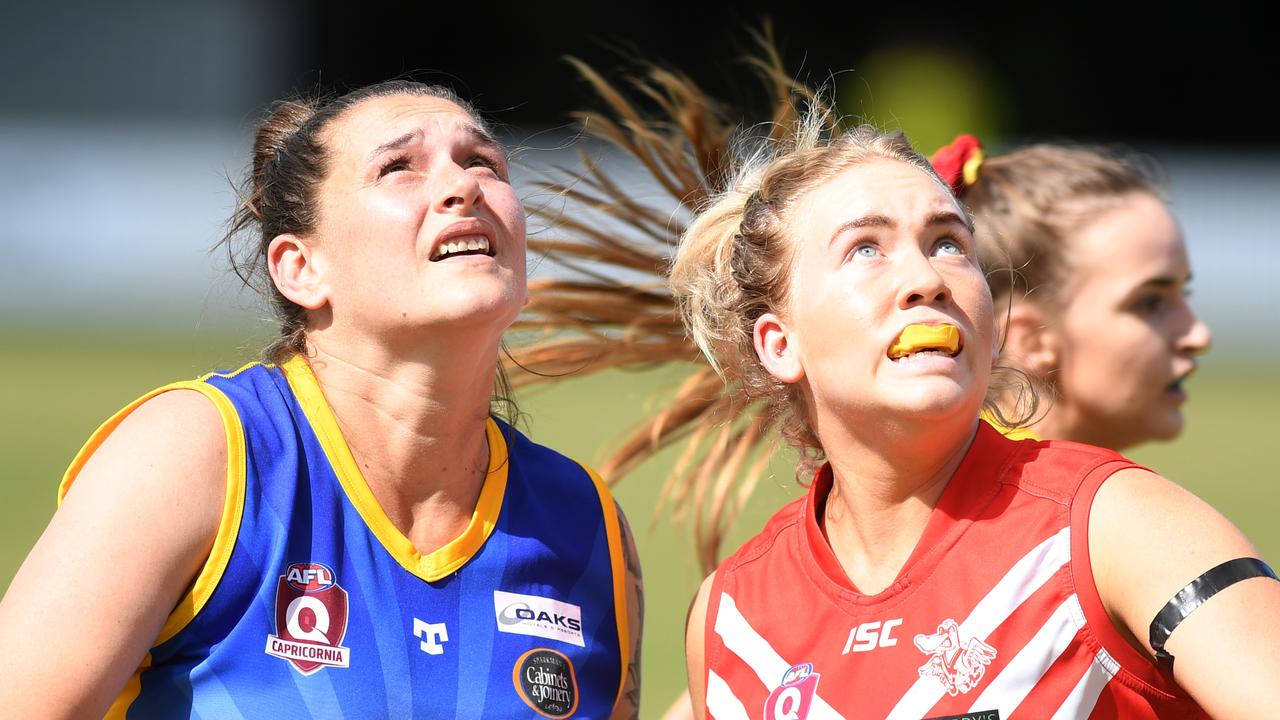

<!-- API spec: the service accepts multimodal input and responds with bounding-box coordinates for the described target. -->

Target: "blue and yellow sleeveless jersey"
[58,357,628,719]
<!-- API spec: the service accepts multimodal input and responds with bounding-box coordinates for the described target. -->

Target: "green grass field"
[2,324,1276,712]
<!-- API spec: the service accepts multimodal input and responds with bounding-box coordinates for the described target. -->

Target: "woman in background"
[931,135,1213,450]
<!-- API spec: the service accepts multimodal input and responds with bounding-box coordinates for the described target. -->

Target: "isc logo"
[841,618,903,654]
[285,562,336,592]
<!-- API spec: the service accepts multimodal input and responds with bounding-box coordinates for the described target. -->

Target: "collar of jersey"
[798,420,1011,604]
[282,355,509,582]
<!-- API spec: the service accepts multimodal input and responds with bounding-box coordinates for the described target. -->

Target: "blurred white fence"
[1,123,1276,352]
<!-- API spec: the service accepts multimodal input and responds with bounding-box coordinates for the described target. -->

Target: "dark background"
[3,1,1268,146]
[283,3,1270,146]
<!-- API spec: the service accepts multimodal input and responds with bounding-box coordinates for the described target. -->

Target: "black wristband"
[1148,557,1278,671]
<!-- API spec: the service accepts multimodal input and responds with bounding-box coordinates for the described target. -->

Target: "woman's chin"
[883,382,984,423]
[1121,411,1185,449]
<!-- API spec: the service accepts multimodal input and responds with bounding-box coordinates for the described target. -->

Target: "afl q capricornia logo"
[264,562,352,675]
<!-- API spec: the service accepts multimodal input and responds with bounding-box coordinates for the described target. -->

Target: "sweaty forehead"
[793,160,962,233]
[325,94,492,157]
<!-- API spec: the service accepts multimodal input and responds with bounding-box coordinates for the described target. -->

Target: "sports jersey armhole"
[58,381,248,645]
[1069,459,1187,698]
[577,461,630,711]
[702,563,730,700]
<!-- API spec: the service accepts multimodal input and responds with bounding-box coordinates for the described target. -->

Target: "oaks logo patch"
[764,662,820,720]
[264,562,351,675]
[494,590,585,646]
[513,648,578,718]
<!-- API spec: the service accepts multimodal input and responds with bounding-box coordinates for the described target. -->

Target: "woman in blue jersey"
[0,81,641,719]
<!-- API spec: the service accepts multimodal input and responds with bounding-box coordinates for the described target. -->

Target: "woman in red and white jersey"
[673,115,1280,719]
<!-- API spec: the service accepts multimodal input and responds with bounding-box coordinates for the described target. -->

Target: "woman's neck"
[303,331,500,554]
[992,372,1117,448]
[817,412,979,594]
[1025,401,1129,451]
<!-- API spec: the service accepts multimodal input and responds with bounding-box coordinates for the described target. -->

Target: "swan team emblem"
[913,619,997,696]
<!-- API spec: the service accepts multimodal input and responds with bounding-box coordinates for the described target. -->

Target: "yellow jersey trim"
[280,355,509,582]
[104,652,151,720]
[57,371,251,703]
[580,463,629,711]
[979,410,1040,441]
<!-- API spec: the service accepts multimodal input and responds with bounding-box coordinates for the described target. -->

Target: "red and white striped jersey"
[703,422,1207,720]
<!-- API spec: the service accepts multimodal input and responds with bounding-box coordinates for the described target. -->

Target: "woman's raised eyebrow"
[365,129,423,164]
[827,215,892,247]
[464,124,504,156]
[1137,272,1192,289]
[364,124,501,165]
[925,210,968,227]
[827,210,969,246]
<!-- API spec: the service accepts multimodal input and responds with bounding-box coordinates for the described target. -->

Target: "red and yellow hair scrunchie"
[930,134,984,197]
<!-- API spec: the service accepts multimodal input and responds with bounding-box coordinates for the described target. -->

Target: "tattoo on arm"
[614,501,643,720]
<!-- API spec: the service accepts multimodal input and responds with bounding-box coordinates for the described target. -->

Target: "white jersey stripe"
[1049,651,1118,720]
[886,526,1072,720]
[714,592,789,689]
[715,592,846,719]
[706,670,752,720]
[968,594,1084,713]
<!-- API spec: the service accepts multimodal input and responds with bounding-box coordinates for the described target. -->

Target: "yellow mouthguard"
[888,324,961,359]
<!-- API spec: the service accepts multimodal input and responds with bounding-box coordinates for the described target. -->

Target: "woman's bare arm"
[612,503,644,720]
[1091,467,1280,719]
[0,390,227,718]
[685,571,716,720]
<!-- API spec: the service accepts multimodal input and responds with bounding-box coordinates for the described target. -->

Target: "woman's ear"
[753,312,805,384]
[267,234,328,311]
[1001,303,1060,377]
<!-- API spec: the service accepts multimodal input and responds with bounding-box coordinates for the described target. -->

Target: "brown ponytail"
[964,144,1162,310]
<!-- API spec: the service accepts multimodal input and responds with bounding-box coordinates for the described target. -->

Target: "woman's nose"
[1178,310,1213,356]
[897,252,950,309]
[434,164,484,213]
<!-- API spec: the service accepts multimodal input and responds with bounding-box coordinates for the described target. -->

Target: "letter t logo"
[413,618,449,656]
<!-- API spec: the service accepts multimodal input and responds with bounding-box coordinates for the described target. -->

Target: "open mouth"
[1167,359,1201,389]
[430,235,493,261]
[1166,366,1197,394]
[887,323,963,360]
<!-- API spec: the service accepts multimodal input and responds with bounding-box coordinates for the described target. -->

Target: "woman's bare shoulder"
[0,387,229,717]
